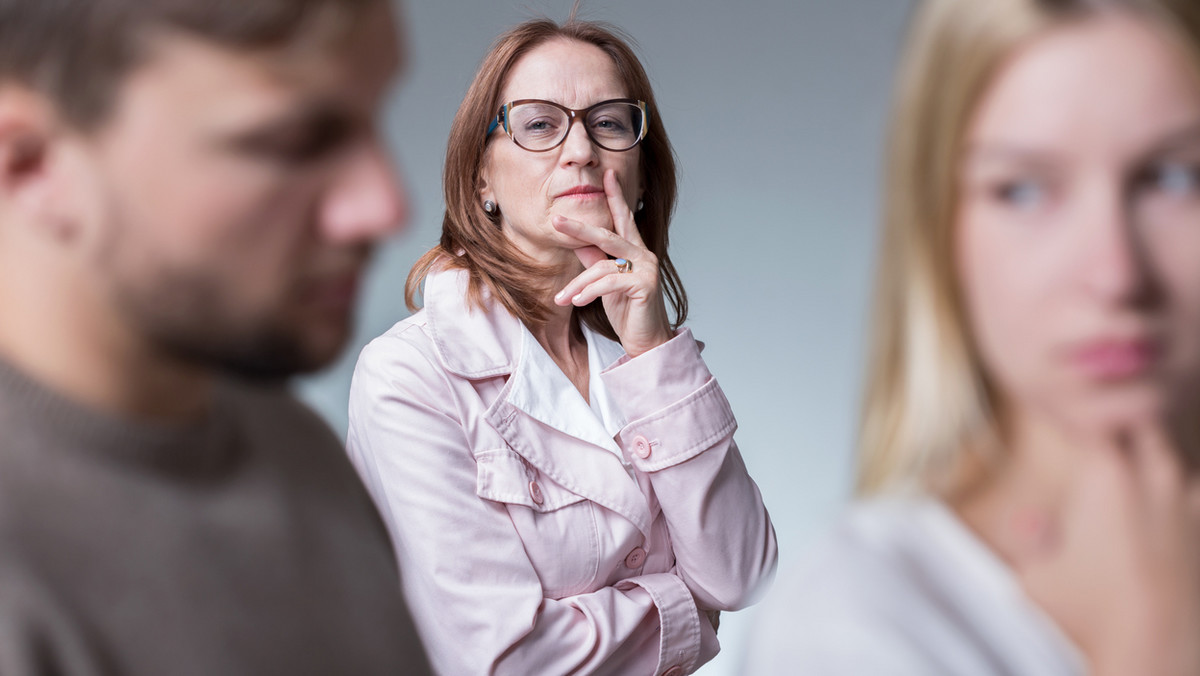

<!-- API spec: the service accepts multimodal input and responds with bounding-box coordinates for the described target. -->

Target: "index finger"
[552,215,640,260]
[1125,421,1187,504]
[603,169,645,247]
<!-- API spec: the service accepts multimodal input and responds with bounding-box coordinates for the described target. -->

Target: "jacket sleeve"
[601,328,778,611]
[345,329,716,676]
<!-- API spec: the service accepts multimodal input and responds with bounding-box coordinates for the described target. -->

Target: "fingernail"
[554,291,565,301]
[572,294,583,304]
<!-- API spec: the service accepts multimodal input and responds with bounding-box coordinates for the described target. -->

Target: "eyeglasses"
[486,98,649,152]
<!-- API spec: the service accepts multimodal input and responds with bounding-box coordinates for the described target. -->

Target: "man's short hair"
[0,0,377,129]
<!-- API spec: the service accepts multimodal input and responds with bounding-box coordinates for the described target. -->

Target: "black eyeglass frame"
[485,98,650,152]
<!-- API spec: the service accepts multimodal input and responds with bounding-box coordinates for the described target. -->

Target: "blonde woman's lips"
[1069,337,1160,380]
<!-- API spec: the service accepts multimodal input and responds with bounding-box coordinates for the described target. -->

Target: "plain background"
[296,1,915,672]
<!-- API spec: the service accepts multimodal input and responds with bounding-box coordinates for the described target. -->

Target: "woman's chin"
[1050,382,1171,437]
[552,200,616,226]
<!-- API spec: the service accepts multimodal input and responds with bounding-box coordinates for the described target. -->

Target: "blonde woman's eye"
[1147,162,1200,197]
[992,180,1047,209]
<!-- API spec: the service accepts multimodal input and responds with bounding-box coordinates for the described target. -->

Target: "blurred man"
[0,0,430,672]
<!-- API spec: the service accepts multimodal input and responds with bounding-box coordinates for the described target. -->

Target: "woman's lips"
[555,185,605,200]
[1068,338,1161,380]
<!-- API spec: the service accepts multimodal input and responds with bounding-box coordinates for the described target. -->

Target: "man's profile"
[0,0,429,672]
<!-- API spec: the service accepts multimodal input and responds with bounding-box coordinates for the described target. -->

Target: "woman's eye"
[522,118,559,135]
[1139,162,1200,198]
[591,117,626,131]
[991,179,1048,210]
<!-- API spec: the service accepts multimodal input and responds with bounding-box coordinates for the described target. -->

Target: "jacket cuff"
[600,328,709,415]
[603,330,736,473]
[617,573,712,675]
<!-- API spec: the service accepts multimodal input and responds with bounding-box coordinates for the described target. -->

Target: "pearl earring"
[483,200,497,215]
[636,199,644,212]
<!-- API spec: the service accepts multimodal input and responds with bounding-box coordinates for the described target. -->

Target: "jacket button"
[663,667,683,676]
[529,481,544,505]
[632,435,652,459]
[624,546,647,569]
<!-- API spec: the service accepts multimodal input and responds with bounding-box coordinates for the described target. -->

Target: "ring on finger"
[614,258,632,274]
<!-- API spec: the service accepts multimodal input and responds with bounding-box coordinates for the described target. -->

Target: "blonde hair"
[857,0,1200,496]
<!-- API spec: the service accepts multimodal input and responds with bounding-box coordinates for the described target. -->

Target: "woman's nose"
[1074,188,1156,307]
[558,118,599,166]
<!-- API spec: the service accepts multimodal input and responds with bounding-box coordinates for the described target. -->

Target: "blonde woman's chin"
[1045,382,1178,442]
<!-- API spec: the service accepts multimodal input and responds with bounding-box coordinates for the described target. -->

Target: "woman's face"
[480,38,643,268]
[957,13,1200,436]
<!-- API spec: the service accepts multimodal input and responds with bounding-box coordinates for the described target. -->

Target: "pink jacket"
[346,268,777,675]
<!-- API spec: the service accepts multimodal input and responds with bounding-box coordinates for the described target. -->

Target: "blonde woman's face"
[956,13,1200,435]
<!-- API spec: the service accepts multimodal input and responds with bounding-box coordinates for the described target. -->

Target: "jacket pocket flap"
[475,448,585,512]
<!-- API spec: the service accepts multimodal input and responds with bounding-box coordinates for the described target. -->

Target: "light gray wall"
[296,1,914,672]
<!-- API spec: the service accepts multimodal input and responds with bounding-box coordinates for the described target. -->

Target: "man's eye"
[235,119,352,164]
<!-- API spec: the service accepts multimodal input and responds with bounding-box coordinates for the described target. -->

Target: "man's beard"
[157,320,334,381]
[110,266,348,381]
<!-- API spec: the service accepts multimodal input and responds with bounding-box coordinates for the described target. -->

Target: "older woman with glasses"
[345,16,776,676]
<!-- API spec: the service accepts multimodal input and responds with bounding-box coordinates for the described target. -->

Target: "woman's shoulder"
[350,310,444,390]
[364,311,433,353]
[745,496,1081,675]
[783,497,967,611]
[792,497,1019,619]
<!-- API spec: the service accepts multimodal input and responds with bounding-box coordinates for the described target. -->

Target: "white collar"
[423,265,631,458]
[507,322,628,460]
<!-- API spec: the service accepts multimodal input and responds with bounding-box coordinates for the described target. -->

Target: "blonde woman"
[748,0,1200,674]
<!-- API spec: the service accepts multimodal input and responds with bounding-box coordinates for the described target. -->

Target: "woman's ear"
[478,164,494,205]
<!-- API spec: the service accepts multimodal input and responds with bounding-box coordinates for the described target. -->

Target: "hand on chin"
[550,199,614,234]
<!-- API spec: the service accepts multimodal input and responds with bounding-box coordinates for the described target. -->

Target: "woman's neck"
[528,303,591,404]
[951,411,1080,566]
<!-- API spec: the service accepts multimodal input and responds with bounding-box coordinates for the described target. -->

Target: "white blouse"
[744,498,1084,675]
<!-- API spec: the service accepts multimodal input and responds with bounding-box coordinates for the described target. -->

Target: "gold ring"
[614,258,632,274]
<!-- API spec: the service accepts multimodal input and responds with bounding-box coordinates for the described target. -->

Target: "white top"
[744,498,1084,675]
[511,320,629,465]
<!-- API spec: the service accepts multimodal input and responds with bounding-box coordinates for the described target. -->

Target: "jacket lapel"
[487,397,653,537]
[425,267,653,536]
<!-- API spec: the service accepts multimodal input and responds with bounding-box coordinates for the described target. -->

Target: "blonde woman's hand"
[1013,422,1200,676]
[552,168,672,358]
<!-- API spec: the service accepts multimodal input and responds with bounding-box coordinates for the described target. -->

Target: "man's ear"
[0,86,80,243]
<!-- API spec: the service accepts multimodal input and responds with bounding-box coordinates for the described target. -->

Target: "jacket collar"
[506,322,628,456]
[424,266,522,378]
[423,266,627,383]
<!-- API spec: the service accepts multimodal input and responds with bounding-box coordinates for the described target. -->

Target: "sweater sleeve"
[345,329,714,676]
[0,562,110,676]
[601,329,779,611]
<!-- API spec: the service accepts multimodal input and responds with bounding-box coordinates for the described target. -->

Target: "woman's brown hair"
[404,15,686,341]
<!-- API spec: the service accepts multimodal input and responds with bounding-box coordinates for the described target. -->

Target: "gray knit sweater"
[0,358,430,675]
